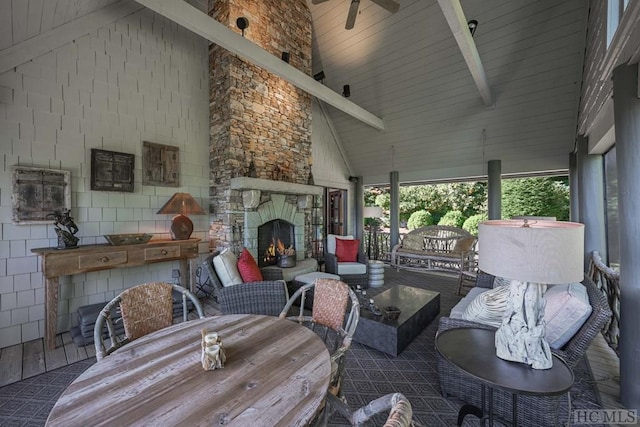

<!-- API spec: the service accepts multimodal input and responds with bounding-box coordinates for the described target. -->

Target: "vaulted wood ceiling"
[0,0,589,185]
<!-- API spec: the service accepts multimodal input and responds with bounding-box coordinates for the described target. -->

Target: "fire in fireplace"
[258,219,295,268]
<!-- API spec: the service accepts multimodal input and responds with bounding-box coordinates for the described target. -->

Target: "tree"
[462,213,488,236]
[407,211,433,229]
[438,210,465,227]
[368,182,486,225]
[502,177,570,220]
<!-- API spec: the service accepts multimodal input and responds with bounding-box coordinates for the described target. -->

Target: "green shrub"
[438,210,465,228]
[407,211,433,230]
[462,213,488,236]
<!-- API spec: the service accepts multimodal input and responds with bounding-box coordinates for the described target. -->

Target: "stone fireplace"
[258,219,295,267]
[207,0,315,259]
[225,177,322,263]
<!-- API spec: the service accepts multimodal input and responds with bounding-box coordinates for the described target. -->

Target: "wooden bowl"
[104,233,153,246]
[382,306,401,320]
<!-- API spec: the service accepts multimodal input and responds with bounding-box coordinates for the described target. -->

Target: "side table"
[436,327,574,427]
[368,260,385,288]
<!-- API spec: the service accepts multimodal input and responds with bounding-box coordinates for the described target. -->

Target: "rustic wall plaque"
[91,149,135,192]
[142,141,179,187]
[12,166,71,224]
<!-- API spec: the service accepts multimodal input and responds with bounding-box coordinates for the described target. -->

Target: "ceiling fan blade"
[311,0,330,4]
[345,0,360,30]
[370,0,400,13]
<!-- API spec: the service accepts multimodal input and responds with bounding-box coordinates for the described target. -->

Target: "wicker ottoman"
[291,272,341,310]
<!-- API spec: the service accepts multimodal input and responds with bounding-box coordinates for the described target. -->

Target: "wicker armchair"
[217,281,288,316]
[94,282,204,361]
[326,392,413,427]
[279,278,360,397]
[325,234,369,288]
[436,273,612,427]
[203,253,288,315]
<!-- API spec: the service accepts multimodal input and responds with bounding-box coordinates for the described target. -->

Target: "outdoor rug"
[0,268,604,426]
[0,358,94,427]
[331,268,604,426]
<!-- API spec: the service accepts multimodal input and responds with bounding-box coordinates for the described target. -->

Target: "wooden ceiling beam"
[133,0,385,131]
[437,0,493,107]
[0,0,144,75]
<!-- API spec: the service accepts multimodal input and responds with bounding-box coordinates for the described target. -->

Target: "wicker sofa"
[436,273,612,427]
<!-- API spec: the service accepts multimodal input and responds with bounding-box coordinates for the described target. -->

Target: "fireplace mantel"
[230,177,323,196]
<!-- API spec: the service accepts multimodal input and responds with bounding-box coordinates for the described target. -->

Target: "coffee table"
[352,285,440,356]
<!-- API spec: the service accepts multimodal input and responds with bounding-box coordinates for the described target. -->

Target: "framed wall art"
[91,148,135,192]
[142,141,179,187]
[11,166,71,224]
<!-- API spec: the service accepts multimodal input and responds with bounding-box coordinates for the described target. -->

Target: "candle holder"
[201,329,226,370]
[307,166,314,185]
[247,151,257,178]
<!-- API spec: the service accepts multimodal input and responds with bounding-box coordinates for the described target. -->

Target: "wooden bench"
[390,225,476,294]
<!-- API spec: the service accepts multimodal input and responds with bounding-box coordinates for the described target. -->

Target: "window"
[607,0,629,48]
[604,146,620,269]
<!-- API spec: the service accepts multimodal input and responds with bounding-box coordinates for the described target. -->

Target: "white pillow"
[461,284,511,328]
[544,283,592,349]
[212,249,243,287]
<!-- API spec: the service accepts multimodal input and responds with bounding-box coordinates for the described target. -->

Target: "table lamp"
[157,192,206,240]
[363,206,383,259]
[478,219,584,369]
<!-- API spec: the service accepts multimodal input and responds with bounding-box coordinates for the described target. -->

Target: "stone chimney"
[208,0,313,255]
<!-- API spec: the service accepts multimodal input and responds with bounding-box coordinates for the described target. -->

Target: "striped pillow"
[461,284,511,327]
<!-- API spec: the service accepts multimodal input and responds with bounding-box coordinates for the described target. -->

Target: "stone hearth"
[230,177,322,262]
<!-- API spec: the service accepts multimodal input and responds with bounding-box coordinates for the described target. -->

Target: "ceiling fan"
[312,0,400,30]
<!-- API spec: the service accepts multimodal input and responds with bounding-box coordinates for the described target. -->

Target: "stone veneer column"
[208,0,312,252]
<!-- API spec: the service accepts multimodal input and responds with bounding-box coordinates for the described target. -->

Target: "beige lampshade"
[363,206,383,218]
[157,193,206,215]
[478,219,584,284]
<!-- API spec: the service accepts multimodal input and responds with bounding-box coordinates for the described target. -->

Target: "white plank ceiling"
[0,0,589,185]
[310,0,588,184]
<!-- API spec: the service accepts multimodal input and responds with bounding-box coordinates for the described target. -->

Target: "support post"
[576,135,607,269]
[390,171,400,251]
[569,151,579,222]
[354,176,364,248]
[613,63,640,410]
[487,160,501,220]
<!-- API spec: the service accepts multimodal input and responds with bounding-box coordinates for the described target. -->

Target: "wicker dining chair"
[94,282,204,361]
[279,278,360,397]
[326,392,414,427]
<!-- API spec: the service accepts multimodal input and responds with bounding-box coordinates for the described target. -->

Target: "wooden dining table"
[46,314,331,427]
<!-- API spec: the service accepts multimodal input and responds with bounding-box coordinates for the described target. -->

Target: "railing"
[587,251,620,355]
[362,229,398,262]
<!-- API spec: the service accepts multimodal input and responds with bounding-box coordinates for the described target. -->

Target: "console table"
[32,238,201,350]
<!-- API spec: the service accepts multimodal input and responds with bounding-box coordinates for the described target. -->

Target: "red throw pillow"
[237,248,264,282]
[335,238,360,262]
